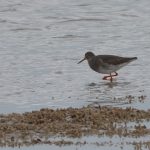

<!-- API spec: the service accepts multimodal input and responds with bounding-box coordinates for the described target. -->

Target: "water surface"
[0,0,150,149]
[0,0,150,113]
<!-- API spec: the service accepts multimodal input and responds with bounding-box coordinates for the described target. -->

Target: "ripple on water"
[0,0,149,113]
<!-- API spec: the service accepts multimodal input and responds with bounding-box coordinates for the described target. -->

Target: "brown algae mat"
[1,106,150,147]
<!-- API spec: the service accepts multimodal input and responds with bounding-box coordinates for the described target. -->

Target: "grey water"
[0,0,150,149]
[0,0,150,114]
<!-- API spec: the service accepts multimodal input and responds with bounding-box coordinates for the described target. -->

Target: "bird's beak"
[77,58,86,64]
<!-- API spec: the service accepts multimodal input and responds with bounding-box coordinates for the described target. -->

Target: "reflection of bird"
[78,51,137,82]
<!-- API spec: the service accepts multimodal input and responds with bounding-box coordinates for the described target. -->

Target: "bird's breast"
[88,59,101,73]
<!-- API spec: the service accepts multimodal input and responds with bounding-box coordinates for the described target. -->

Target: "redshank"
[78,51,137,82]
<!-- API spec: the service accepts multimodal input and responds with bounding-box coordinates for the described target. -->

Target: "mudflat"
[1,106,150,147]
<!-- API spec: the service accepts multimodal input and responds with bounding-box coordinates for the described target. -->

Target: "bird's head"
[77,51,95,64]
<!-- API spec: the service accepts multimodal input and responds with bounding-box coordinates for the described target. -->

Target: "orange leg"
[112,72,118,77]
[102,72,118,82]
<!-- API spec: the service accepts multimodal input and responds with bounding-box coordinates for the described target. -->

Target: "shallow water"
[0,0,150,114]
[1,135,150,150]
[0,0,150,149]
[0,144,138,150]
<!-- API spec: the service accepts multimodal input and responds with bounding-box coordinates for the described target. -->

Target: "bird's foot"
[103,76,112,80]
[111,72,118,77]
[103,72,118,82]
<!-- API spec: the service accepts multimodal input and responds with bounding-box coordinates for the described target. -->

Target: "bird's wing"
[98,55,135,65]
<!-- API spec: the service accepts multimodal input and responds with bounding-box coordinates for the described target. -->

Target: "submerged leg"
[110,73,113,82]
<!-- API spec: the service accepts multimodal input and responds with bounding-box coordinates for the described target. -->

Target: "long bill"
[77,58,86,64]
